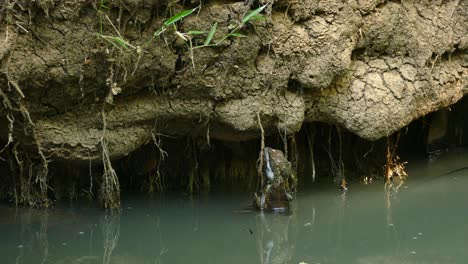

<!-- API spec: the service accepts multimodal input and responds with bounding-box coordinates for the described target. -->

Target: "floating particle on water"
[304,222,312,227]
[418,232,423,236]
[410,251,416,254]
[62,243,67,246]
[17,245,23,248]
[78,231,85,235]
[412,236,418,240]
[299,262,308,264]
[388,223,394,227]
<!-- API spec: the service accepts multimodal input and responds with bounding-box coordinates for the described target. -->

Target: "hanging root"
[384,132,408,189]
[100,111,120,209]
[187,138,200,193]
[101,141,120,209]
[0,112,14,154]
[323,125,346,190]
[256,112,265,191]
[336,126,346,190]
[148,121,168,193]
[277,124,288,158]
[289,133,299,180]
[1,79,50,207]
[305,124,316,182]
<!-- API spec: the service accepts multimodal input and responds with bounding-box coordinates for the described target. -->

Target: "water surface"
[1,149,468,264]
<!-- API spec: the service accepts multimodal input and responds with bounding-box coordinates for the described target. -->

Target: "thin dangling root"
[1,80,50,207]
[100,111,120,209]
[256,112,265,191]
[148,121,168,193]
[305,124,316,182]
[384,132,408,190]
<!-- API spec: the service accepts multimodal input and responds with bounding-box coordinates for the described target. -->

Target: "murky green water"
[2,149,468,264]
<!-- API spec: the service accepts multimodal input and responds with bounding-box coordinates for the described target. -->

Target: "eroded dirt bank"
[0,0,467,206]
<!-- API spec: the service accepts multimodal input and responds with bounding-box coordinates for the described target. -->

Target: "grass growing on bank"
[96,2,268,65]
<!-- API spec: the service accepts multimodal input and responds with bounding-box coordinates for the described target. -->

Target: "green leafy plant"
[154,7,199,37]
[193,4,267,49]
[96,0,136,51]
[151,4,267,69]
[154,4,267,49]
[96,3,268,63]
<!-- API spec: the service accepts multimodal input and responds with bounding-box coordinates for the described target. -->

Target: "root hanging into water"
[148,121,168,193]
[1,80,50,207]
[305,124,316,182]
[289,133,299,180]
[384,132,408,190]
[84,150,94,200]
[187,138,200,193]
[323,125,346,190]
[7,142,50,207]
[278,124,288,158]
[100,140,120,209]
[256,112,265,191]
[100,111,120,209]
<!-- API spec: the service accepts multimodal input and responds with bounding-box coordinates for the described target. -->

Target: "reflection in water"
[38,211,49,264]
[17,209,49,264]
[152,216,168,264]
[2,149,468,263]
[326,191,347,263]
[256,211,296,264]
[384,180,403,260]
[101,212,120,264]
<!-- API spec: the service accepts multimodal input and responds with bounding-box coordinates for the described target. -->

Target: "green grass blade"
[187,31,205,35]
[204,22,217,46]
[164,7,198,27]
[154,28,165,37]
[113,37,128,49]
[228,33,246,38]
[250,15,266,21]
[242,4,267,24]
[99,0,109,9]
